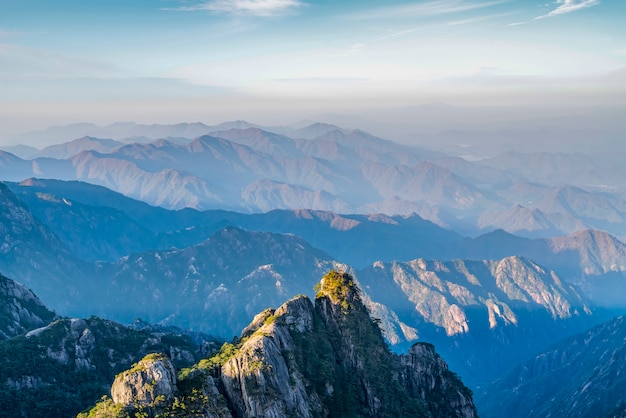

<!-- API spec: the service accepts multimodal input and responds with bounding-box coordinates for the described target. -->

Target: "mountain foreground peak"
[83,270,477,418]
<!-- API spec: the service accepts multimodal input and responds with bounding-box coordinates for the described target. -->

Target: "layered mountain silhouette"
[3,181,621,391]
[2,121,626,239]
[2,119,626,415]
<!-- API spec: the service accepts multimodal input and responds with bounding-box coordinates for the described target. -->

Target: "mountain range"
[7,178,626,309]
[2,121,626,239]
[1,180,622,391]
[2,119,626,415]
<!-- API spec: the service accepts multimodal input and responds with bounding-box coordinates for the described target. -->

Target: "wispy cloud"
[535,0,601,20]
[506,21,528,27]
[348,10,516,54]
[347,28,417,54]
[351,0,511,20]
[445,11,518,26]
[507,0,600,26]
[165,0,305,16]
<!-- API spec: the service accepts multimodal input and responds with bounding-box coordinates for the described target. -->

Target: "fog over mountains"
[2,120,626,416]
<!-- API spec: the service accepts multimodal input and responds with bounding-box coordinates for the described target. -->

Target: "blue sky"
[1,0,625,132]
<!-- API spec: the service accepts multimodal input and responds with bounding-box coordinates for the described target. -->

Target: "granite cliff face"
[0,273,57,340]
[111,353,177,406]
[87,271,476,417]
[400,343,476,418]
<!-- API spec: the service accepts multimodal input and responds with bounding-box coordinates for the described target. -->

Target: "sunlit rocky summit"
[81,271,477,418]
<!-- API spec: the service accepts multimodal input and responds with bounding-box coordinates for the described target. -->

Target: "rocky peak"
[84,271,477,417]
[0,273,57,340]
[219,294,321,418]
[111,353,177,406]
[400,343,475,418]
[315,269,363,312]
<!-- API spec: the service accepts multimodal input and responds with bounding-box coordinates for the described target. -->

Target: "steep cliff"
[111,353,178,406]
[87,271,476,417]
[0,273,57,340]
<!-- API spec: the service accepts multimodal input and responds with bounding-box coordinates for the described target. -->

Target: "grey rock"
[111,353,177,406]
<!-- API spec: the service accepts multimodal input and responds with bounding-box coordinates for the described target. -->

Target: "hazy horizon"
[1,0,625,141]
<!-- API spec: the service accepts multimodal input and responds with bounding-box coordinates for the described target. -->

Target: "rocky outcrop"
[0,273,57,339]
[220,295,323,418]
[401,343,475,418]
[0,315,205,418]
[111,353,177,405]
[356,256,596,386]
[359,256,587,337]
[89,270,477,417]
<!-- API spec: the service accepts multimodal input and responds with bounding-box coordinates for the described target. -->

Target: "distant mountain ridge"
[33,136,124,160]
[9,178,626,280]
[6,178,626,313]
[355,255,595,386]
[0,182,88,311]
[6,178,461,266]
[3,121,626,239]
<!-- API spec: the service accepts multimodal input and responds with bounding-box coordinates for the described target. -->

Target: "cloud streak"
[351,0,511,20]
[347,28,417,54]
[445,11,518,26]
[535,0,601,20]
[166,0,304,16]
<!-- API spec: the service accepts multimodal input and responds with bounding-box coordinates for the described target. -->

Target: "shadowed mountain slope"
[476,315,626,418]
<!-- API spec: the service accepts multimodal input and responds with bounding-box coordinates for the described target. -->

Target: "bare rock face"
[86,271,477,418]
[177,368,234,418]
[220,295,322,418]
[217,272,477,418]
[0,273,56,340]
[401,343,476,418]
[111,353,177,406]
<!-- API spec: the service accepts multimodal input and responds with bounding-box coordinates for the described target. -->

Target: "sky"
[1,0,625,135]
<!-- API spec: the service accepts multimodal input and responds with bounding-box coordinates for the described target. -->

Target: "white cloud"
[168,0,304,16]
[535,0,600,19]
